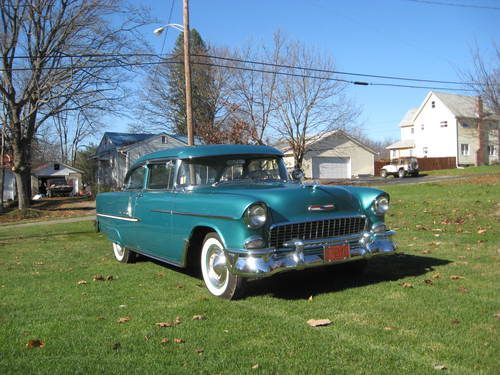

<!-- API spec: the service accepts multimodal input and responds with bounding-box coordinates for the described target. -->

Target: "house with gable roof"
[94,132,193,188]
[387,91,499,166]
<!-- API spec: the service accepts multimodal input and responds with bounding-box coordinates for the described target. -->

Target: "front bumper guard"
[225,230,396,278]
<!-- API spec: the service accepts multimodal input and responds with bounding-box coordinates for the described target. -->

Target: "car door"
[130,160,178,262]
[119,165,147,249]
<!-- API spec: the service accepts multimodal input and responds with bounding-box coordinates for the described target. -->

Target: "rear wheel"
[201,233,246,299]
[398,169,405,178]
[112,242,136,263]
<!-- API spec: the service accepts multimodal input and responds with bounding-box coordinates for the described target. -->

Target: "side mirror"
[291,168,304,181]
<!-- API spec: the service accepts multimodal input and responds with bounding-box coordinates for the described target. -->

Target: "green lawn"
[424,164,500,176]
[1,175,499,374]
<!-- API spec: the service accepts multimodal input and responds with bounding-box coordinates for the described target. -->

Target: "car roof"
[133,144,284,165]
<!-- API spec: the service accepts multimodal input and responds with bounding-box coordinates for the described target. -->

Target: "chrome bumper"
[225,230,396,278]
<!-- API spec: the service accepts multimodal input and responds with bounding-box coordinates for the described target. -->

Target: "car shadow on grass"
[243,253,451,300]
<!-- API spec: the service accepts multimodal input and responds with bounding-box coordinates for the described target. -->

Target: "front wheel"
[112,242,136,263]
[398,169,406,178]
[201,233,246,299]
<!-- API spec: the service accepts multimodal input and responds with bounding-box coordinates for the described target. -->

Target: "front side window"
[125,166,145,190]
[147,161,175,190]
[460,144,470,156]
[177,156,287,187]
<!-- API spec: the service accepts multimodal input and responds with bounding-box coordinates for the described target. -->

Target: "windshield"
[177,156,288,187]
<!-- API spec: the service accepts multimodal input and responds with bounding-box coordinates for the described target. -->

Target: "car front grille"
[269,216,366,249]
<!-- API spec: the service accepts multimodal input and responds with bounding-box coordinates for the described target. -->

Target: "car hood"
[194,183,371,222]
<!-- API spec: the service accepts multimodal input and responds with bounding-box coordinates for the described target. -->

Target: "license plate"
[324,243,350,262]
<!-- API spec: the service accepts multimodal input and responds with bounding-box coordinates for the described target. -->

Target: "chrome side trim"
[97,213,140,222]
[151,209,235,221]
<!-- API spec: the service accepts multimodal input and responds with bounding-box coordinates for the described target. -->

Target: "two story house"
[387,91,499,166]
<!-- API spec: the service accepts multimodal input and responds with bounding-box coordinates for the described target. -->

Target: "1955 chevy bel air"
[96,144,396,299]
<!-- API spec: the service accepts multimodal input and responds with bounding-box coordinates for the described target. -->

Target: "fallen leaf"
[156,322,174,328]
[308,295,313,302]
[422,250,431,254]
[307,319,331,327]
[477,229,487,234]
[112,342,121,350]
[174,316,182,325]
[175,284,184,289]
[161,338,169,344]
[192,315,205,321]
[26,339,45,349]
[424,279,433,285]
[77,280,87,285]
[451,319,460,325]
[106,275,113,281]
[173,338,185,343]
[119,304,127,308]
[117,316,130,323]
[252,364,260,370]
[401,282,414,288]
[494,313,500,318]
[433,364,447,371]
[450,275,464,280]
[195,348,204,355]
[383,326,396,331]
[96,316,105,321]
[458,286,469,294]
[432,273,441,279]
[93,274,105,281]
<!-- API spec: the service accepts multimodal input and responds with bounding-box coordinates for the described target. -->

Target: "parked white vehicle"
[380,157,419,178]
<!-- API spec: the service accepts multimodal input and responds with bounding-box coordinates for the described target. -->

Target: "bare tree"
[0,0,149,209]
[273,40,359,169]
[461,43,499,114]
[227,33,284,144]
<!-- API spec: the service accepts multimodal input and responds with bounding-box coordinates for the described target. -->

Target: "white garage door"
[312,157,351,179]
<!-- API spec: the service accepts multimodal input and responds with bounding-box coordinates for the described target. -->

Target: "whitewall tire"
[112,242,136,263]
[201,233,245,299]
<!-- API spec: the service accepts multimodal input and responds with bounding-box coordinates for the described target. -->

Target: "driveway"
[320,174,478,186]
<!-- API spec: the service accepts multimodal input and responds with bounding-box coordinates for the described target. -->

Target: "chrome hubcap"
[206,244,227,288]
[113,243,124,258]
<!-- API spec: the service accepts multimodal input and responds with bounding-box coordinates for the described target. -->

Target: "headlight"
[244,203,267,228]
[373,195,390,215]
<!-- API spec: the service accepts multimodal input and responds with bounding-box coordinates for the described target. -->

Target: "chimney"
[475,96,487,166]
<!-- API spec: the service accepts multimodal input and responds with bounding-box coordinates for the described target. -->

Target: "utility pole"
[183,0,194,146]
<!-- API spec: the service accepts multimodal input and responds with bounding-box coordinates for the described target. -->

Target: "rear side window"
[147,161,175,190]
[125,167,145,190]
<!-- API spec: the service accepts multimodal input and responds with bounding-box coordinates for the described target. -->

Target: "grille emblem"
[308,204,335,212]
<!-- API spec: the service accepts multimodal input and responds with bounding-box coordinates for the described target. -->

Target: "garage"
[312,157,351,179]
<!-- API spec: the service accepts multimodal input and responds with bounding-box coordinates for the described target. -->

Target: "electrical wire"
[402,0,500,10]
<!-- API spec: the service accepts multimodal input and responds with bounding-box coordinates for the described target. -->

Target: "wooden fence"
[374,157,456,176]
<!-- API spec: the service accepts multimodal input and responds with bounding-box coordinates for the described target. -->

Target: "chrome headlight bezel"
[372,195,390,215]
[244,203,267,229]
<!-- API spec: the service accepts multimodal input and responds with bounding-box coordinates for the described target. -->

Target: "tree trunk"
[0,167,4,213]
[12,139,33,210]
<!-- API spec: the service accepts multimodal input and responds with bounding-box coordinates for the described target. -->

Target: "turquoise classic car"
[96,144,396,299]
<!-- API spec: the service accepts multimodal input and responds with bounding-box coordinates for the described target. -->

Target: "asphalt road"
[320,173,485,186]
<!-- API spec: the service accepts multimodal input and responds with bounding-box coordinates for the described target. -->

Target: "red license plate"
[324,244,350,262]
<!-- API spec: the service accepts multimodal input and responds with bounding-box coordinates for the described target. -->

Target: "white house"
[280,130,376,179]
[94,132,192,188]
[32,162,84,196]
[387,91,499,166]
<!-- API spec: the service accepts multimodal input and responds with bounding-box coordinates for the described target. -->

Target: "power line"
[4,51,477,86]
[0,54,476,92]
[402,0,500,10]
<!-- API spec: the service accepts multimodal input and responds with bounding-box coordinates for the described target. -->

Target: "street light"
[153,0,194,146]
[153,23,184,35]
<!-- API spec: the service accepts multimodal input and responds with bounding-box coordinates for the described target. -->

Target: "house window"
[410,127,414,134]
[460,144,470,156]
[462,122,470,128]
[161,136,167,144]
[423,146,428,155]
[421,124,425,130]
[488,145,497,156]
[431,101,435,108]
[440,121,448,127]
[54,163,60,170]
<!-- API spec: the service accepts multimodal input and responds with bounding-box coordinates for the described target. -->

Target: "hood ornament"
[308,204,335,212]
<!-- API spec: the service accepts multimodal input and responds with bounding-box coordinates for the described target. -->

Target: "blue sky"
[135,0,499,142]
